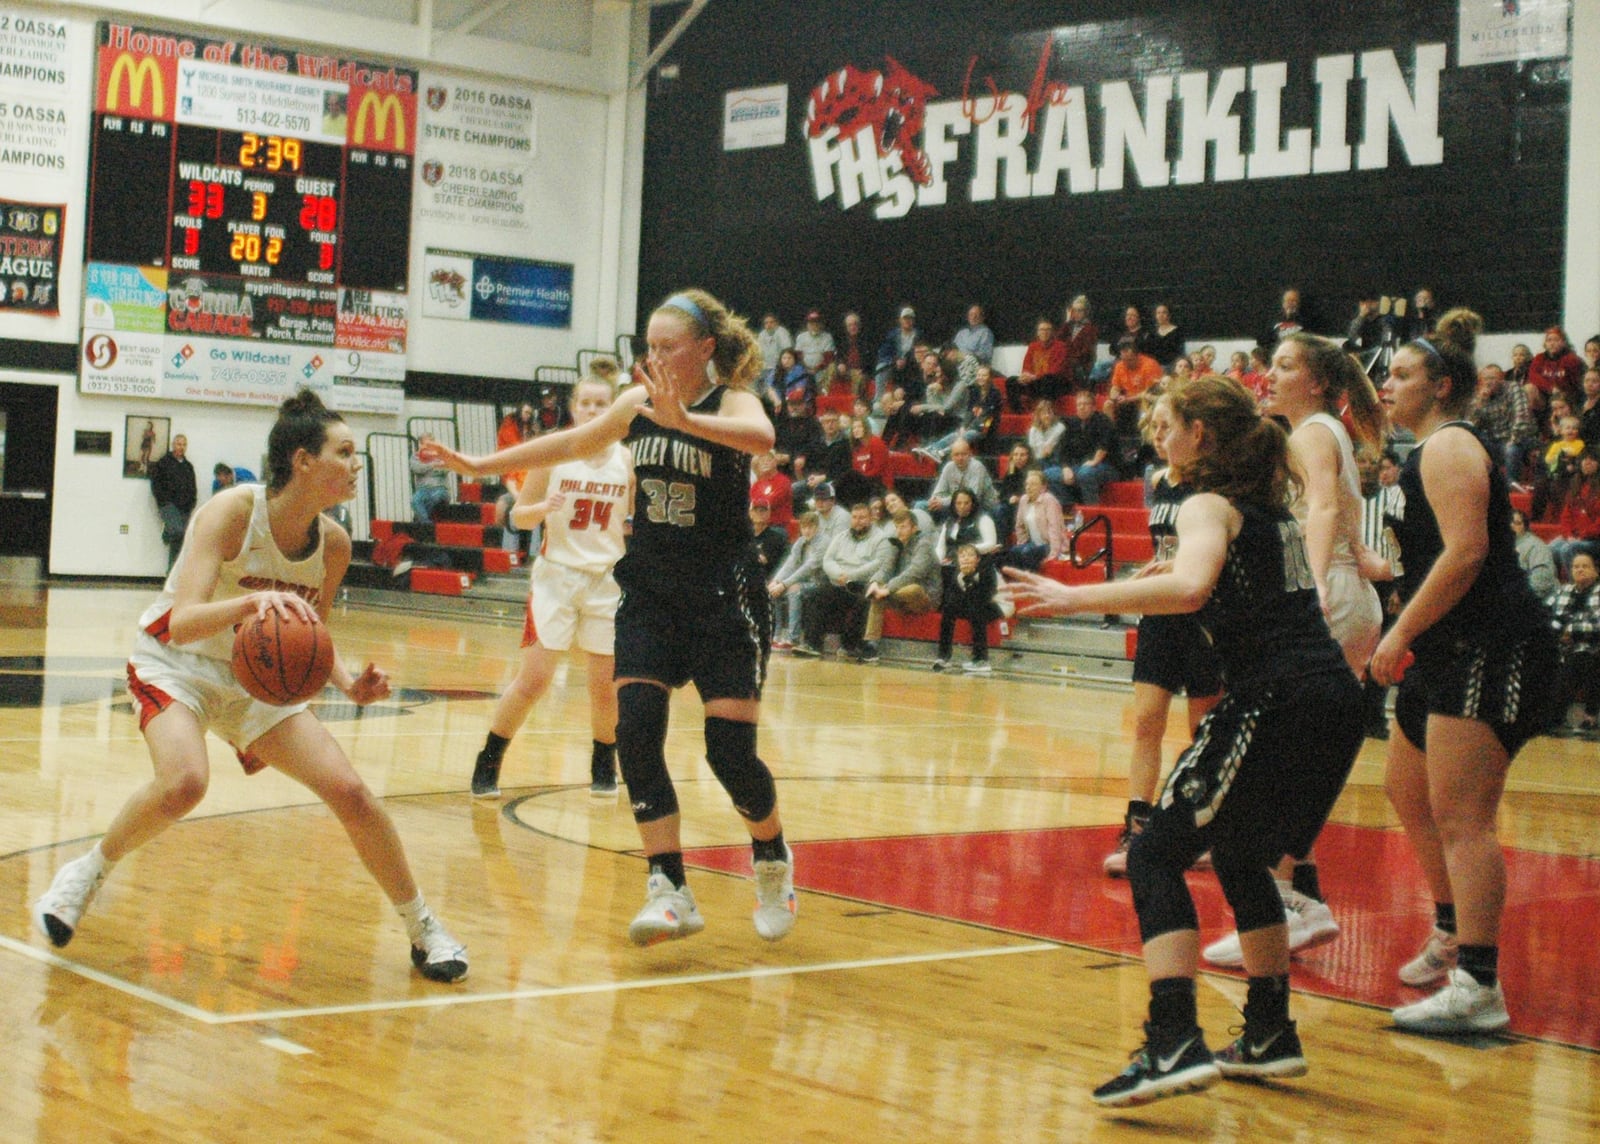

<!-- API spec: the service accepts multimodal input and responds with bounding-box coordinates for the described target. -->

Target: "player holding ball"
[34,390,469,983]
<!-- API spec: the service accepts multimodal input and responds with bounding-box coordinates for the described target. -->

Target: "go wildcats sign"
[805,42,1452,219]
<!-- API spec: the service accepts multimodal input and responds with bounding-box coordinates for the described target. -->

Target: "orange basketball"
[231,609,335,705]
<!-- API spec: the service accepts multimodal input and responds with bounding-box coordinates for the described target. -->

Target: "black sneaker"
[1214,1020,1308,1079]
[857,641,881,664]
[1091,1023,1219,1108]
[471,751,502,799]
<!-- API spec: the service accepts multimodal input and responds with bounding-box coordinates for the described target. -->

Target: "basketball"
[231,609,335,705]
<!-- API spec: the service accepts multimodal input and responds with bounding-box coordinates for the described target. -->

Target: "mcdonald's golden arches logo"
[95,48,177,120]
[349,87,416,154]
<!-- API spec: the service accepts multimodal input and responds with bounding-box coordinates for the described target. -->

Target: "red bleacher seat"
[478,503,499,526]
[816,392,855,414]
[885,451,937,481]
[1125,629,1139,660]
[1098,481,1146,507]
[459,483,485,503]
[1113,533,1155,563]
[435,521,485,547]
[1040,559,1106,585]
[882,610,1008,646]
[1093,505,1150,532]
[410,568,474,596]
[481,550,522,574]
[1509,489,1533,515]
[999,413,1031,437]
[1530,523,1562,542]
[371,519,394,541]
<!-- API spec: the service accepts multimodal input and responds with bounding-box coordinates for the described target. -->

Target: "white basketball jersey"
[1294,411,1365,571]
[138,484,328,662]
[537,444,631,575]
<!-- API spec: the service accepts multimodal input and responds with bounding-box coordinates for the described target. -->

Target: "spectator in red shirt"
[842,415,889,503]
[750,449,795,527]
[1525,325,1584,417]
[1061,294,1099,390]
[1009,317,1070,412]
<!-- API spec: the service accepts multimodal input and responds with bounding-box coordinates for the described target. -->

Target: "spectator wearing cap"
[536,386,572,432]
[773,389,823,479]
[757,312,793,373]
[750,450,795,528]
[768,511,828,649]
[794,310,837,384]
[953,303,995,365]
[810,481,851,543]
[748,497,790,579]
[875,306,922,398]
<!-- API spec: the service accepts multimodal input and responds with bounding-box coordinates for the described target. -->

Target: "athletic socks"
[752,831,787,865]
[395,893,430,932]
[651,852,687,889]
[1459,944,1498,988]
[1243,974,1292,1028]
[480,731,511,766]
[1290,860,1323,903]
[592,739,616,772]
[1148,976,1198,1033]
[1434,901,1457,936]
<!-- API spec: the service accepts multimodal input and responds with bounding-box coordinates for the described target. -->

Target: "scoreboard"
[80,22,414,410]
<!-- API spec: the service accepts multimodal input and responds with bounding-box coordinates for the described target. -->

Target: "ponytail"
[1168,377,1300,510]
[1281,332,1386,450]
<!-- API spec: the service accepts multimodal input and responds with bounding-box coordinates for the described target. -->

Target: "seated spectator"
[794,310,837,385]
[1259,286,1309,347]
[1585,335,1600,373]
[1223,350,1251,382]
[750,450,795,528]
[1344,292,1393,355]
[797,501,893,661]
[925,438,1000,519]
[843,415,890,503]
[913,357,998,466]
[868,494,890,537]
[748,498,789,583]
[909,346,965,439]
[1027,397,1065,465]
[773,390,823,477]
[863,509,943,656]
[1105,336,1164,433]
[1507,341,1533,393]
[809,481,851,542]
[836,311,870,398]
[1147,302,1185,370]
[1510,508,1558,599]
[1058,389,1119,504]
[1239,345,1272,404]
[1189,345,1218,377]
[995,441,1035,537]
[1060,295,1099,390]
[1551,454,1600,576]
[875,307,922,398]
[1526,325,1583,417]
[953,303,996,365]
[1116,304,1158,361]
[1009,318,1070,412]
[410,434,451,524]
[768,511,826,650]
[875,383,919,451]
[1473,362,1540,484]
[1579,366,1600,452]
[805,408,854,493]
[1536,415,1588,521]
[495,397,541,553]
[933,488,1000,579]
[883,489,936,537]
[1003,468,1066,570]
[1546,551,1600,734]
[757,312,793,373]
[766,348,816,415]
[935,543,1002,674]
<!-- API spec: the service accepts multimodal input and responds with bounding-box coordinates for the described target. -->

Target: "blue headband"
[663,293,708,331]
[1412,336,1442,361]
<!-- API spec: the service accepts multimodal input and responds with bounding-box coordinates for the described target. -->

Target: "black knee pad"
[704,717,776,822]
[616,683,677,823]
[1211,855,1286,934]
[1127,833,1199,943]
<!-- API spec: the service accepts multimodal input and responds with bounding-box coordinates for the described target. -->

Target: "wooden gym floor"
[0,583,1597,1142]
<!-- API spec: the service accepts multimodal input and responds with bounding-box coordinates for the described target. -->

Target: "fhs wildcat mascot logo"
[804,57,939,186]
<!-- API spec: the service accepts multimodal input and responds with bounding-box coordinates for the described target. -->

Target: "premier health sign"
[422,248,572,328]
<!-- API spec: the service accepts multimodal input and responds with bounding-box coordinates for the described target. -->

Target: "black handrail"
[1067,512,1115,582]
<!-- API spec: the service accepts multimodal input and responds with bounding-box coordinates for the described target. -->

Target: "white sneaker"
[1202,884,1340,968]
[628,872,705,946]
[34,851,108,948]
[1392,968,1510,1034]
[963,660,993,675]
[408,911,469,982]
[753,845,797,941]
[1398,927,1460,988]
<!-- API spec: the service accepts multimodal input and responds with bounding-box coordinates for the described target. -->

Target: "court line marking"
[0,932,1055,1027]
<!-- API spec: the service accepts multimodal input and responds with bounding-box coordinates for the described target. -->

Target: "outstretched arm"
[421,389,644,477]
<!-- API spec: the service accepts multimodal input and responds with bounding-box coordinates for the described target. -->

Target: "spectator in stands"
[1061,295,1099,390]
[934,543,1003,674]
[913,354,992,466]
[1473,362,1540,484]
[1170,356,1194,381]
[794,310,837,386]
[1547,551,1600,734]
[1551,453,1600,576]
[909,345,964,439]
[1260,286,1309,347]
[757,312,793,373]
[410,434,452,525]
[536,387,572,432]
[1117,305,1157,361]
[150,433,197,570]
[1546,391,1575,444]
[810,481,851,542]
[874,383,918,451]
[1190,345,1219,377]
[1578,367,1600,451]
[1345,291,1393,355]
[864,509,942,655]
[934,487,1000,577]
[1585,336,1600,372]
[1058,389,1120,504]
[926,437,1000,518]
[1506,341,1533,394]
[883,489,936,537]
[1009,317,1070,412]
[953,303,996,365]
[773,389,823,478]
[845,415,889,502]
[210,462,256,492]
[1224,351,1250,382]
[797,501,893,661]
[1148,302,1185,370]
[1526,325,1583,416]
[1028,398,1065,463]
[496,398,542,554]
[1537,415,1588,521]
[837,311,869,397]
[1510,508,1558,599]
[995,441,1035,536]
[768,348,816,414]
[875,307,922,399]
[768,511,826,650]
[1106,336,1164,433]
[748,498,789,582]
[1397,286,1438,343]
[749,450,795,529]
[1004,468,1066,571]
[805,408,854,493]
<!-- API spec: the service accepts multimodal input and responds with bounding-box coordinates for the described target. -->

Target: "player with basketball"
[34,390,469,983]
[470,360,634,799]
[423,288,797,946]
[1005,377,1364,1107]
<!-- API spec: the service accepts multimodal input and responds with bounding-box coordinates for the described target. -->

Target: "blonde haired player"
[471,361,634,798]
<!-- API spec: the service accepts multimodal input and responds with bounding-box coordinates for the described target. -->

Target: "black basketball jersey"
[1147,474,1190,563]
[614,385,754,597]
[1393,421,1547,653]
[1198,500,1348,695]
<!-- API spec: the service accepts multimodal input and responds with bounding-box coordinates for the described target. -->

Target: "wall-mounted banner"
[1459,0,1570,67]
[422,248,573,328]
[415,71,535,231]
[0,9,71,177]
[83,261,166,332]
[0,199,62,313]
[724,84,787,150]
